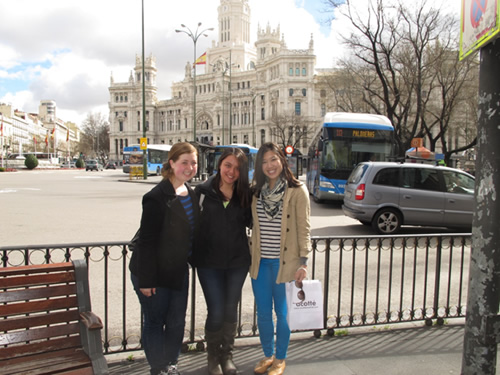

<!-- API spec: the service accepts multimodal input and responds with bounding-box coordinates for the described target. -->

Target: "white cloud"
[0,0,460,126]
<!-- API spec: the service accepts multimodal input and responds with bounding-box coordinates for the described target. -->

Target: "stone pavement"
[107,322,484,375]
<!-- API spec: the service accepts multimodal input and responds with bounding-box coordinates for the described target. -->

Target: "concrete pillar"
[462,39,500,374]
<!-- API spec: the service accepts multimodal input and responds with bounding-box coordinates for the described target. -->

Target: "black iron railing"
[0,233,471,355]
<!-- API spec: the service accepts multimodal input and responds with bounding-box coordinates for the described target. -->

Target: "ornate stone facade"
[108,0,327,162]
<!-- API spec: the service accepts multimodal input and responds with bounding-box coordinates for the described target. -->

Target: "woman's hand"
[140,288,156,297]
[294,267,307,284]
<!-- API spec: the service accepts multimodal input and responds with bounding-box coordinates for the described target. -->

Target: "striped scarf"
[260,178,286,221]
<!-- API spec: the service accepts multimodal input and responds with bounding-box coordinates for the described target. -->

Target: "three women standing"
[129,142,199,375]
[193,148,252,375]
[249,142,312,375]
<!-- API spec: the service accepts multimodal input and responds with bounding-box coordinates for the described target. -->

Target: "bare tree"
[268,111,316,151]
[323,0,478,160]
[80,112,110,160]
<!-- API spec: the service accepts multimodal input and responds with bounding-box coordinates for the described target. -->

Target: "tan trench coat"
[249,183,311,284]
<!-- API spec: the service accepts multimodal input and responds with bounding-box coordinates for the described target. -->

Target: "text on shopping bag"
[286,279,324,330]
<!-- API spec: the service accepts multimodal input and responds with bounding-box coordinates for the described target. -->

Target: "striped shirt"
[257,198,282,259]
[178,194,195,253]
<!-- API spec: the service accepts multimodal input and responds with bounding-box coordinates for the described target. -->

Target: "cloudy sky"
[0,0,461,126]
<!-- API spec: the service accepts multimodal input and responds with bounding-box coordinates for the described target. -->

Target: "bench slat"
[0,271,76,289]
[0,310,80,331]
[0,284,77,303]
[0,321,80,345]
[0,335,82,361]
[1,347,91,375]
[0,262,74,277]
[0,295,79,317]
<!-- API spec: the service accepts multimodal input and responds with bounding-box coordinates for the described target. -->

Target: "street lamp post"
[141,0,147,179]
[176,23,213,142]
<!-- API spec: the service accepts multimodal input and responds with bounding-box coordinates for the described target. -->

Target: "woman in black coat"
[129,142,199,375]
[193,148,251,375]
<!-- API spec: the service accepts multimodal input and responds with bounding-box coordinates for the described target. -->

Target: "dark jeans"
[131,270,189,373]
[197,265,248,332]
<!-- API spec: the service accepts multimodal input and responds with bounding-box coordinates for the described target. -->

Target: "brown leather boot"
[220,322,238,375]
[205,329,223,375]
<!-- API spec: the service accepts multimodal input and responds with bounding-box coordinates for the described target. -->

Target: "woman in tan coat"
[249,142,311,375]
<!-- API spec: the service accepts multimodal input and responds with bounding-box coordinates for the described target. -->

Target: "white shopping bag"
[286,279,324,330]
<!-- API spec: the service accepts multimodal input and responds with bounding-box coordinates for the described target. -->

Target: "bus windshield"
[322,128,394,172]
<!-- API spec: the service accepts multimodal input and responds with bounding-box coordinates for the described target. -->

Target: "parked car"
[105,162,117,169]
[60,162,76,168]
[85,160,103,171]
[342,162,475,234]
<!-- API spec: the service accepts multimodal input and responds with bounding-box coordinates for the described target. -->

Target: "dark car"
[85,160,103,171]
[105,162,117,169]
[342,161,475,234]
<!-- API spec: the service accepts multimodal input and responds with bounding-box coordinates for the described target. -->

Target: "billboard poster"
[460,0,500,60]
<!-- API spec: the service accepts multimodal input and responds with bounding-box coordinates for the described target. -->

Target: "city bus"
[306,112,394,202]
[212,144,258,181]
[122,144,171,175]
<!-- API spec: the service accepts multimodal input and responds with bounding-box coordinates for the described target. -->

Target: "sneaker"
[165,364,180,375]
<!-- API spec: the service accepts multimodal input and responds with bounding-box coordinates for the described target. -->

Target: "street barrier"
[129,166,143,179]
[0,233,471,355]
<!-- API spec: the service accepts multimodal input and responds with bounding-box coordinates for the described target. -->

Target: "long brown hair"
[252,142,300,196]
[161,142,197,180]
[213,147,250,208]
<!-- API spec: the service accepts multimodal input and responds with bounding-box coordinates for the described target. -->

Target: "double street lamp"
[176,23,213,142]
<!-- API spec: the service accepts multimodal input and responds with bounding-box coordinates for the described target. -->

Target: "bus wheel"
[313,184,323,204]
[156,166,161,176]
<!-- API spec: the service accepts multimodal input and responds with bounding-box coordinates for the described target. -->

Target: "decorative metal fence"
[0,233,471,355]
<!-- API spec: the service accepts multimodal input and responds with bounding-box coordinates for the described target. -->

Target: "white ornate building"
[0,101,80,163]
[108,0,329,162]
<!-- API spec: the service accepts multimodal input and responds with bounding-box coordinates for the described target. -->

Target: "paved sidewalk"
[107,323,487,375]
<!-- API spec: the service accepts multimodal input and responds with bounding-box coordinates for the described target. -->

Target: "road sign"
[285,145,294,155]
[411,138,423,148]
[140,138,147,150]
[460,0,500,60]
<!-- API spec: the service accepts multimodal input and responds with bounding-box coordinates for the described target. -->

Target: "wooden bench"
[0,260,109,375]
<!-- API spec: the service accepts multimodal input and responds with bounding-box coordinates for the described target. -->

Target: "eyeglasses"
[295,280,305,301]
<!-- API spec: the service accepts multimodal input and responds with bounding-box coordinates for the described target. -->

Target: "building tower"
[108,54,157,161]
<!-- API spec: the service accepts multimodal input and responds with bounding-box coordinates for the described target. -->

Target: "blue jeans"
[131,270,189,374]
[197,265,248,331]
[251,258,290,360]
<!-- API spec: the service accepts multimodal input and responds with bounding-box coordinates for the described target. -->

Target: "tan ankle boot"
[268,358,286,375]
[254,356,274,374]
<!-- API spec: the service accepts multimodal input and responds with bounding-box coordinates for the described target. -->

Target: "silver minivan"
[342,162,475,234]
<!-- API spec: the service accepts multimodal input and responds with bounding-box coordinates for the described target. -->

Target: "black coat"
[192,176,251,269]
[129,178,199,290]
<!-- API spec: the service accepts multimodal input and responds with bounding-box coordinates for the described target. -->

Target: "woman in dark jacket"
[129,142,199,375]
[193,148,251,375]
